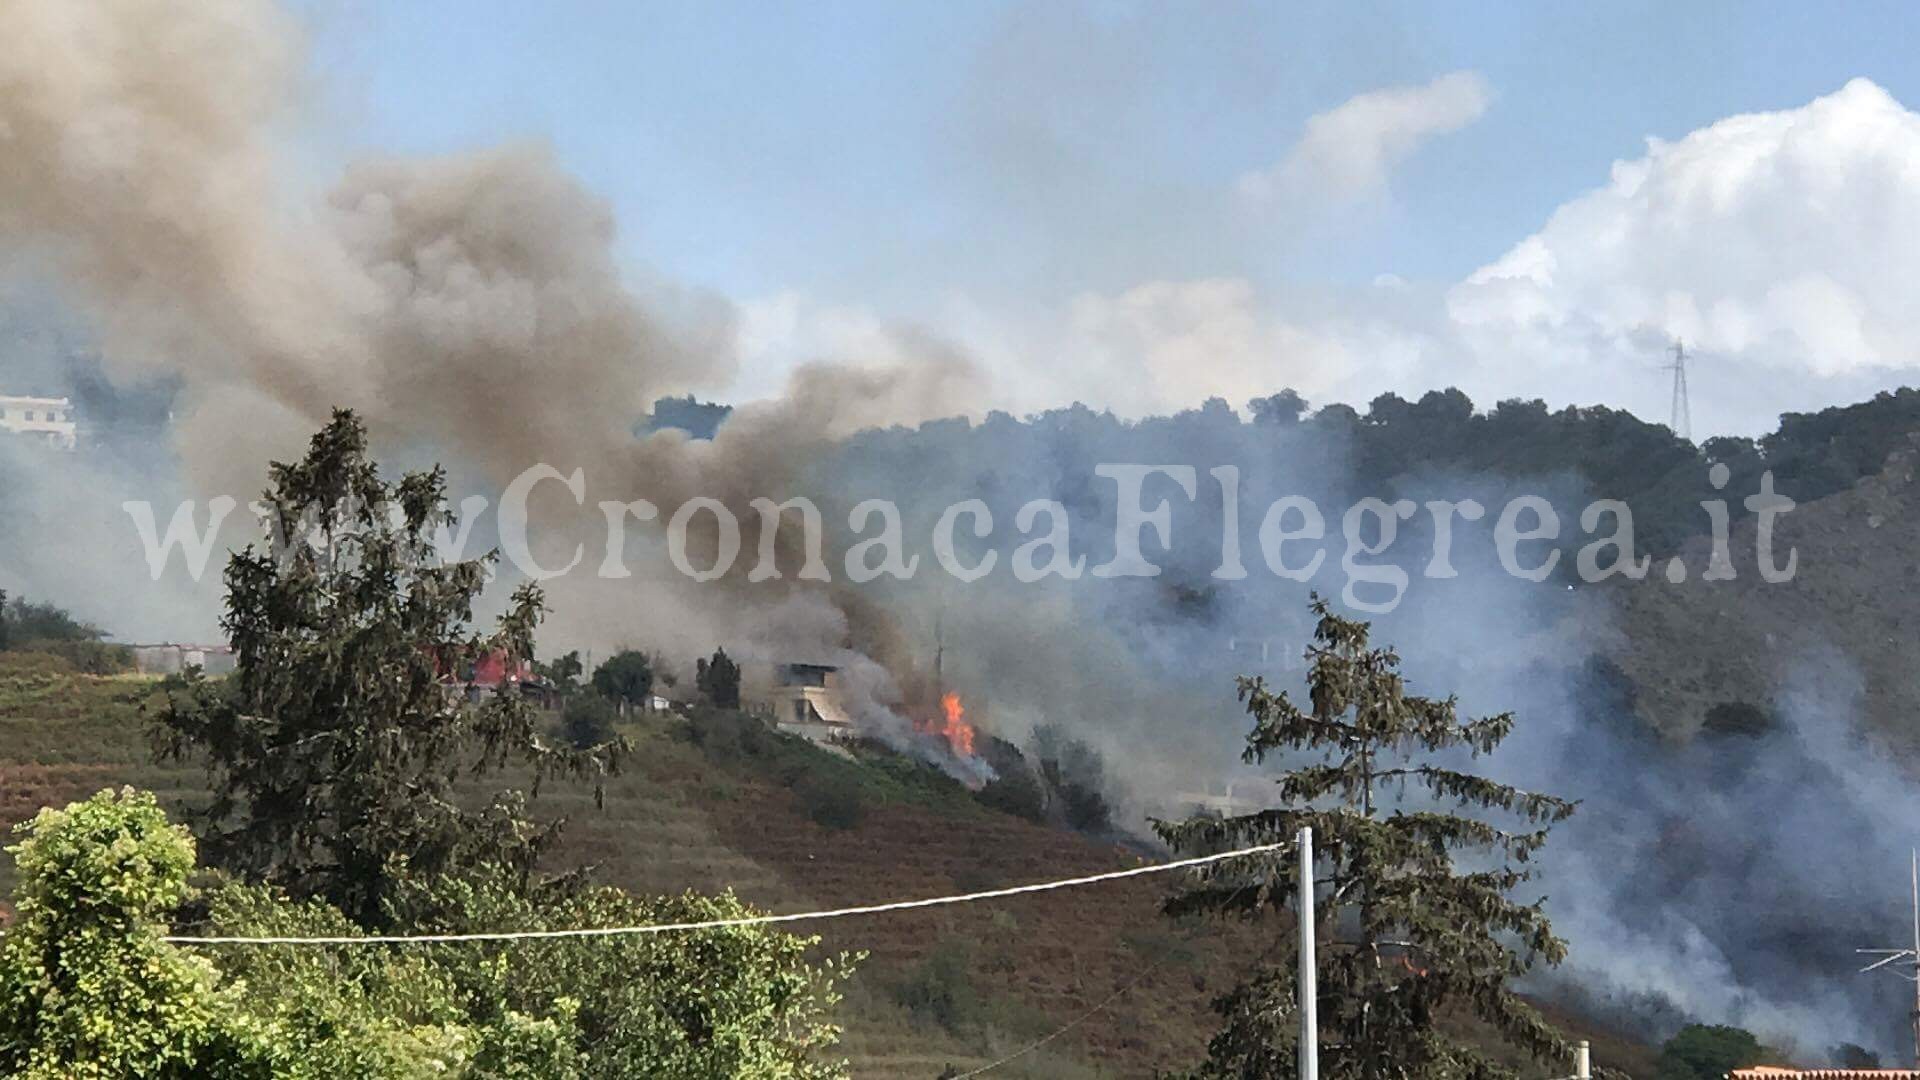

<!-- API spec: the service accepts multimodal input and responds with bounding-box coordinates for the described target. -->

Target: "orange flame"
[941,691,975,757]
[917,691,977,757]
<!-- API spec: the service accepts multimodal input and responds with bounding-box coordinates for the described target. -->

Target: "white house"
[748,662,857,744]
[0,395,77,450]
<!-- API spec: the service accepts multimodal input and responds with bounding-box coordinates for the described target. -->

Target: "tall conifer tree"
[1161,599,1578,1080]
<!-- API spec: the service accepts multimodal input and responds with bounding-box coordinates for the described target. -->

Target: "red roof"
[433,647,536,688]
[1735,1060,1920,1068]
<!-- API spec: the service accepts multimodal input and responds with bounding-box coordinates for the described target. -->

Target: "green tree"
[589,649,654,707]
[1159,599,1578,1080]
[152,410,619,925]
[1830,1042,1881,1070]
[557,694,619,751]
[0,594,108,648]
[1032,723,1113,833]
[536,650,586,697]
[0,588,9,650]
[0,788,700,1079]
[389,871,856,1079]
[1654,1024,1767,1080]
[696,648,741,710]
[0,788,257,1078]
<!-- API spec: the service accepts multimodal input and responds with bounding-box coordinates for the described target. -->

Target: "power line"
[158,841,1289,946]
[948,877,1264,1078]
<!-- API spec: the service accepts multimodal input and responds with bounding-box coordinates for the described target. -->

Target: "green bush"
[975,768,1045,822]
[891,939,978,1034]
[0,788,857,1080]
[557,694,619,750]
[0,787,252,1079]
[1655,1023,1769,1080]
[18,639,134,675]
[795,774,866,830]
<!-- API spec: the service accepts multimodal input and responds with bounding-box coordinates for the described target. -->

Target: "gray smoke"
[3,0,1913,1065]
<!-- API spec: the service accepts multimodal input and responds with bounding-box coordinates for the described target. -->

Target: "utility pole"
[1663,340,1692,441]
[1299,826,1318,1080]
[1854,849,1920,1067]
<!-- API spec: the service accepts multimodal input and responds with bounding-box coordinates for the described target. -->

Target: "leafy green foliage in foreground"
[0,788,855,1079]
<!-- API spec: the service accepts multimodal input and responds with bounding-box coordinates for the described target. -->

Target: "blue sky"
[303,2,1918,295]
[102,2,1901,434]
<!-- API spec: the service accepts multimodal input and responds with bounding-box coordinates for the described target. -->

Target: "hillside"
[1607,433,1920,747]
[0,653,1658,1077]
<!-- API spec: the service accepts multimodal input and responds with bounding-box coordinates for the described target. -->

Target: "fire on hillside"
[917,691,976,758]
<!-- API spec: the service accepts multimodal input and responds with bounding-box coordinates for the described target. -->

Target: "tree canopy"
[589,649,654,707]
[0,787,854,1079]
[1654,1024,1768,1080]
[697,648,741,710]
[1159,598,1578,1080]
[151,409,621,925]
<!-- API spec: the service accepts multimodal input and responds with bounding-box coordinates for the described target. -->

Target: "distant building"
[1729,1070,1920,1078]
[0,394,77,450]
[645,395,732,440]
[748,661,856,743]
[131,643,237,676]
[432,647,552,704]
[1172,779,1264,819]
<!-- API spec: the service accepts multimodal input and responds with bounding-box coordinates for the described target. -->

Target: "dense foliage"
[697,648,742,709]
[1653,1024,1767,1080]
[588,648,654,707]
[0,788,854,1079]
[150,410,622,925]
[0,591,133,673]
[1160,599,1577,1079]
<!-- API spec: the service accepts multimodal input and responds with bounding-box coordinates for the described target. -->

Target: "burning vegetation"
[918,691,977,758]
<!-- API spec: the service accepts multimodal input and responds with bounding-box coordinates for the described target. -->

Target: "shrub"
[795,774,866,830]
[558,694,619,750]
[0,788,245,1079]
[1655,1023,1769,1080]
[1,789,857,1079]
[892,939,978,1033]
[1702,700,1774,738]
[975,767,1045,822]
[19,639,133,675]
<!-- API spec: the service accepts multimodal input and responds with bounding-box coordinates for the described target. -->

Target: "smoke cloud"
[3,0,1913,1065]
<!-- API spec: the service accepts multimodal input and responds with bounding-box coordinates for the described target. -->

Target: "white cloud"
[1450,78,1920,380]
[739,81,1920,437]
[1063,279,1356,415]
[1240,71,1491,205]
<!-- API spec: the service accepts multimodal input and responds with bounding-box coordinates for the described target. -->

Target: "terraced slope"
[0,655,1656,1077]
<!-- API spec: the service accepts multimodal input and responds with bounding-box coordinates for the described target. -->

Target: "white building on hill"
[0,395,77,450]
[749,661,857,744]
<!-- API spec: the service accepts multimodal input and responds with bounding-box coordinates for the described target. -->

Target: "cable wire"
[159,840,1287,946]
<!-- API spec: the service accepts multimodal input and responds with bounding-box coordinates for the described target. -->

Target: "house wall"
[0,395,78,450]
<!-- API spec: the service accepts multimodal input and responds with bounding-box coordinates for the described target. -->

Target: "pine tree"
[153,409,621,926]
[696,647,741,709]
[1159,598,1578,1080]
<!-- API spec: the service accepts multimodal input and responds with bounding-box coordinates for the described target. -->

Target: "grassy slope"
[1610,436,1920,747]
[0,657,1656,1078]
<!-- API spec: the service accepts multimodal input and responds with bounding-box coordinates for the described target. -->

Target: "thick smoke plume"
[5,0,1916,1066]
[0,0,977,672]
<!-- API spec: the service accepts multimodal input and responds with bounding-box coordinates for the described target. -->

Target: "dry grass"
[0,655,1656,1076]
